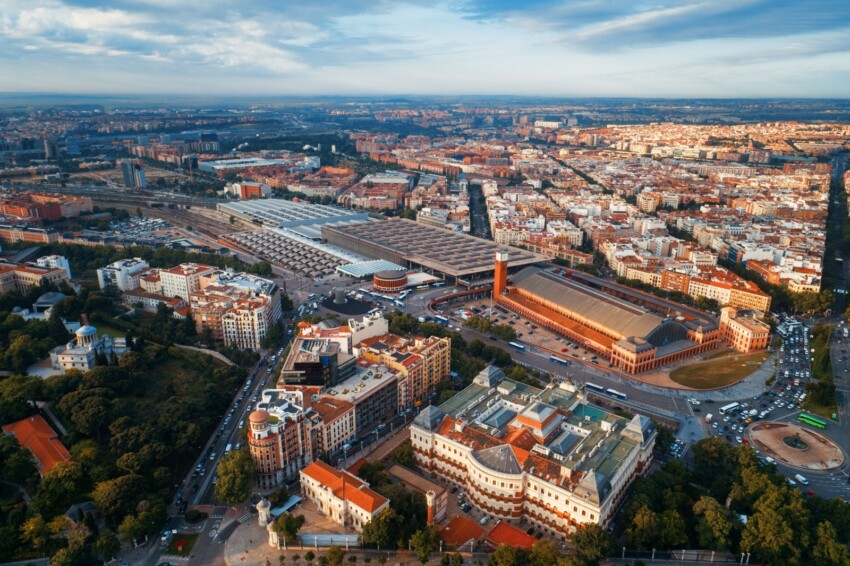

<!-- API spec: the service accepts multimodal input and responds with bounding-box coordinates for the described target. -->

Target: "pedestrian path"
[211,506,227,518]
[237,512,252,524]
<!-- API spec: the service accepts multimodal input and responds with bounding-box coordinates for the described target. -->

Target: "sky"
[1,0,849,98]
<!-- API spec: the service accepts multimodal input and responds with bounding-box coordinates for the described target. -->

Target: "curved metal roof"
[510,268,664,340]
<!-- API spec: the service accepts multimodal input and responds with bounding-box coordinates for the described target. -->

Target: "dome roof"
[249,409,270,423]
[76,325,97,336]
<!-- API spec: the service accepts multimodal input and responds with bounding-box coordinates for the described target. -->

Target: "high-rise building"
[120,159,147,189]
[36,255,71,280]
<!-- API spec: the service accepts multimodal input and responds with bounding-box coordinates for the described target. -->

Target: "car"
[450,486,459,494]
[735,436,743,443]
[535,532,544,539]
[158,563,173,566]
[526,527,535,535]
[712,422,718,428]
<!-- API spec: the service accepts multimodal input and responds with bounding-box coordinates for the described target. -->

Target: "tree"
[293,553,302,566]
[215,448,255,506]
[327,546,346,566]
[693,496,734,550]
[450,554,463,566]
[489,544,527,566]
[812,521,850,566]
[306,550,316,565]
[529,539,560,566]
[318,556,330,566]
[272,513,306,544]
[626,505,658,549]
[360,507,401,549]
[93,532,121,563]
[348,556,357,566]
[410,525,441,565]
[20,515,50,555]
[656,509,688,549]
[91,474,148,523]
[571,523,615,566]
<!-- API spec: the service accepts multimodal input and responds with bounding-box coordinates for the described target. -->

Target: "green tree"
[626,505,658,549]
[215,448,255,506]
[360,507,401,549]
[450,554,463,566]
[293,553,302,566]
[327,546,346,566]
[318,556,330,566]
[93,532,121,563]
[20,515,50,555]
[741,500,801,565]
[692,496,733,550]
[529,539,560,566]
[812,521,850,566]
[570,523,615,566]
[91,474,148,523]
[272,513,306,544]
[489,544,527,566]
[410,525,441,565]
[306,550,316,565]
[656,509,688,549]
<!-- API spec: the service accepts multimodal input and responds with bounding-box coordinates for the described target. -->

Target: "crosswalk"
[211,506,227,518]
[237,512,252,524]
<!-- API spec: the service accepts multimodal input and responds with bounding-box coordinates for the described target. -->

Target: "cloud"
[0,0,848,96]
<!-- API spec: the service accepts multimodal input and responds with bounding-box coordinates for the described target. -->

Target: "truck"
[794,474,809,485]
[704,413,713,424]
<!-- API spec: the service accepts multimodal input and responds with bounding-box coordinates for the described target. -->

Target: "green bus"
[798,413,827,429]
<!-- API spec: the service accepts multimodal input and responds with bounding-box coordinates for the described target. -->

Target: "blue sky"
[1,0,849,97]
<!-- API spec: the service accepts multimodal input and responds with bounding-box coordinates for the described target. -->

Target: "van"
[765,456,776,465]
[795,474,809,485]
[225,444,233,454]
[786,478,797,487]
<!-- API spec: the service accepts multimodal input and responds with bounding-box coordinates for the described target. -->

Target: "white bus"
[719,402,740,415]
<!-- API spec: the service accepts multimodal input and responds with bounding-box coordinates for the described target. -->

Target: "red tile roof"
[441,516,484,547]
[2,415,70,476]
[301,460,388,513]
[485,521,537,551]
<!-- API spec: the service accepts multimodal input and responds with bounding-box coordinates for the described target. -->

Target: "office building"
[96,258,151,291]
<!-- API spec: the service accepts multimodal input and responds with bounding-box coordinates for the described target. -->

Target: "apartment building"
[248,392,315,488]
[96,258,151,291]
[35,255,72,280]
[159,263,216,301]
[191,283,280,351]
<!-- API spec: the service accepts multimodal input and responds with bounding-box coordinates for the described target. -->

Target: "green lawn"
[166,532,199,557]
[91,322,127,339]
[801,398,838,420]
[670,351,771,389]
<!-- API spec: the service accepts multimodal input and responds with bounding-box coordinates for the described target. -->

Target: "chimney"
[426,490,436,525]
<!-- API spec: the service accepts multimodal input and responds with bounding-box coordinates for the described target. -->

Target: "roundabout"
[748,421,845,471]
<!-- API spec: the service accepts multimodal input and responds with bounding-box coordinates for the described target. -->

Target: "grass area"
[670,351,771,389]
[166,532,199,557]
[801,398,838,420]
[90,322,126,339]
[704,348,737,360]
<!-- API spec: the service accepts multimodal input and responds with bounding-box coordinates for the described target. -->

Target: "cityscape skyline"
[1,0,849,97]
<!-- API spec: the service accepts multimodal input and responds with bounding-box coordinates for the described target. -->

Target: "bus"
[508,341,526,351]
[432,281,446,287]
[307,293,316,301]
[586,382,605,393]
[719,402,740,415]
[394,301,406,309]
[399,290,411,299]
[606,388,627,400]
[434,315,449,326]
[798,413,827,429]
[416,285,430,291]
[549,356,568,365]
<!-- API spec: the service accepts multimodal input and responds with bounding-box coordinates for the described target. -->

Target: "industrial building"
[217,199,369,238]
[323,218,546,284]
[493,253,723,373]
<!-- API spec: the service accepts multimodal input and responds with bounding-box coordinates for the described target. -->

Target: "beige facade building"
[411,367,655,537]
[0,261,70,294]
[159,263,216,301]
[300,460,389,532]
[719,307,771,353]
